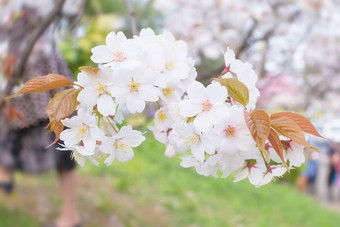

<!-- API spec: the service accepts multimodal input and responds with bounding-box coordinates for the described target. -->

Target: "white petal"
[61,116,82,128]
[83,137,96,153]
[126,94,145,113]
[104,153,116,166]
[138,85,160,102]
[91,45,114,63]
[77,146,95,156]
[111,87,129,103]
[187,81,206,101]
[165,144,176,158]
[207,82,228,103]
[179,100,201,117]
[97,94,116,116]
[99,139,114,154]
[60,130,80,146]
[105,32,117,50]
[97,67,114,85]
[191,142,205,162]
[194,112,213,133]
[77,88,98,108]
[77,71,96,87]
[123,133,145,147]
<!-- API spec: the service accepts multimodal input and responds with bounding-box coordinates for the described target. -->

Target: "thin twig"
[199,19,259,82]
[0,0,66,107]
[124,0,138,35]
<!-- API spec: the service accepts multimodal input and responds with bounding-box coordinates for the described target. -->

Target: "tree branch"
[0,0,66,107]
[199,19,258,81]
[235,19,258,59]
[124,0,138,35]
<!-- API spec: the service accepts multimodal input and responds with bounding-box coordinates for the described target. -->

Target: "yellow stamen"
[166,60,174,70]
[157,111,168,122]
[202,100,212,111]
[183,134,199,147]
[129,79,139,92]
[163,87,175,97]
[224,125,237,137]
[78,126,88,139]
[71,152,81,160]
[118,142,129,153]
[114,51,125,62]
[96,82,106,94]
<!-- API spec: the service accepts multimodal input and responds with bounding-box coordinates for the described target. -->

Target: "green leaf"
[215,78,249,107]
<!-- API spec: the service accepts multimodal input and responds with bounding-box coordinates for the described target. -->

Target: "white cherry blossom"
[91,31,141,68]
[213,106,255,154]
[179,81,228,132]
[99,125,145,165]
[171,123,216,161]
[76,67,117,116]
[111,65,161,113]
[60,110,105,153]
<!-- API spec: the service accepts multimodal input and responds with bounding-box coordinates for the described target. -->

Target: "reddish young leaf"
[268,128,289,171]
[6,74,74,99]
[271,112,324,138]
[78,66,100,74]
[215,78,249,107]
[3,103,26,123]
[45,120,64,148]
[46,88,80,123]
[44,88,80,148]
[270,114,319,152]
[5,55,16,79]
[244,109,271,160]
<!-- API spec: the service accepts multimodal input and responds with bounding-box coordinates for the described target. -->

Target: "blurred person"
[309,137,332,202]
[297,149,318,194]
[0,1,83,226]
[330,143,340,202]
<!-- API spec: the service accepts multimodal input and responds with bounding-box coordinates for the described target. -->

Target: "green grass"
[0,204,38,227]
[1,133,340,226]
[81,132,340,227]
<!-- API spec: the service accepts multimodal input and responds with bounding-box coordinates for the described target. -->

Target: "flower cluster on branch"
[8,28,323,187]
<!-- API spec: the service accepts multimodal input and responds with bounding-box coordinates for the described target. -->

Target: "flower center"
[129,79,139,93]
[71,151,82,160]
[202,100,212,111]
[224,125,237,137]
[166,60,174,70]
[78,125,89,139]
[183,134,200,147]
[163,87,175,97]
[96,82,106,94]
[157,111,168,122]
[114,51,125,62]
[118,142,129,153]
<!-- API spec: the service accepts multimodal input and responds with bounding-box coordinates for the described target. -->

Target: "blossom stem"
[106,117,119,133]
[102,120,112,137]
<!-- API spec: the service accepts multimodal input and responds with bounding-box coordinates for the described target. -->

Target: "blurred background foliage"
[1,0,339,226]
[60,0,162,76]
[1,135,340,227]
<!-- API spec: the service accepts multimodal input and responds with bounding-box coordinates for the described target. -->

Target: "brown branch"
[0,0,66,107]
[199,19,258,82]
[235,19,258,59]
[124,0,138,35]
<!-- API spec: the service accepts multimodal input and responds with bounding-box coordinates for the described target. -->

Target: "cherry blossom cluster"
[58,28,309,187]
[149,46,306,187]
[59,28,197,167]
